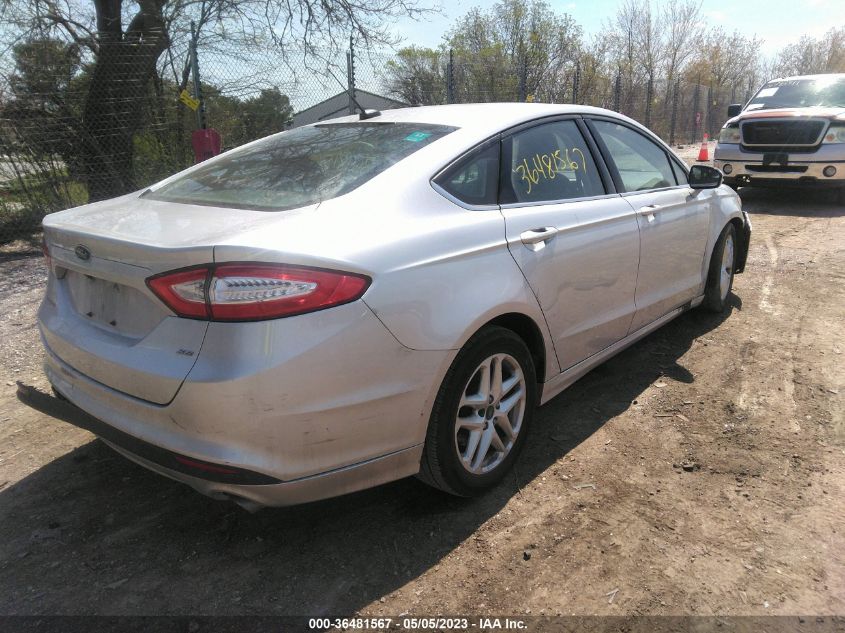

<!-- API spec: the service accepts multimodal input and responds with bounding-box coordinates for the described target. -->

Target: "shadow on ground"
[0,298,738,616]
[738,186,845,218]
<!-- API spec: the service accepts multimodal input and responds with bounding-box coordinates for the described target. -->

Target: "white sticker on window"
[756,87,779,98]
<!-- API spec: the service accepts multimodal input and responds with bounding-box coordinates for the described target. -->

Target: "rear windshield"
[745,77,845,111]
[144,122,456,211]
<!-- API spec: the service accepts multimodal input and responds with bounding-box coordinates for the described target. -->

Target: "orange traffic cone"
[697,133,710,162]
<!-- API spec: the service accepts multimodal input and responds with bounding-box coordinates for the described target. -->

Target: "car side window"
[671,159,689,185]
[500,120,605,205]
[434,141,500,206]
[591,120,676,192]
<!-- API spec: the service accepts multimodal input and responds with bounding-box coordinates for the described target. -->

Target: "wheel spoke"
[494,411,515,440]
[460,359,492,408]
[471,428,494,471]
[457,417,485,432]
[461,429,483,464]
[499,388,524,415]
[490,431,506,452]
[460,392,487,408]
[500,369,522,400]
[490,356,503,402]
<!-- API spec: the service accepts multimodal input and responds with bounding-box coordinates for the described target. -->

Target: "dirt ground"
[0,181,843,620]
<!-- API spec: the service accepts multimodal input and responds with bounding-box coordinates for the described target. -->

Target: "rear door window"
[145,122,456,211]
[500,120,605,205]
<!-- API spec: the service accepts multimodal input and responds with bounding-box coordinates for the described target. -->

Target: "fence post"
[644,75,653,128]
[346,37,356,115]
[669,79,679,146]
[518,58,527,102]
[189,21,206,130]
[706,82,714,140]
[446,49,455,104]
[691,79,700,144]
[613,73,621,112]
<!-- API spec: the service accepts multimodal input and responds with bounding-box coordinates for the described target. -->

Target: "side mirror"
[727,103,742,118]
[689,165,723,189]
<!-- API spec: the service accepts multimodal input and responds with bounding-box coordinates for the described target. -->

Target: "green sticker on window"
[405,131,432,142]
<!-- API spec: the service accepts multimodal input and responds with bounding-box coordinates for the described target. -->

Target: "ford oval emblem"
[74,245,91,261]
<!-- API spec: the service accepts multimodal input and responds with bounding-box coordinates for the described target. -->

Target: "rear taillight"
[146,263,370,321]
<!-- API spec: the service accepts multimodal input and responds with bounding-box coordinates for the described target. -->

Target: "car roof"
[314,102,634,133]
[766,73,845,83]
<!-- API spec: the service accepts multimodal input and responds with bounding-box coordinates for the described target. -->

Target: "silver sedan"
[26,103,751,509]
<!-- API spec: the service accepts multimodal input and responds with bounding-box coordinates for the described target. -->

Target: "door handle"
[520,227,558,245]
[638,204,661,215]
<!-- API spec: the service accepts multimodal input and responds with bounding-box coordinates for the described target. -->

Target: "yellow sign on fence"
[179,89,200,111]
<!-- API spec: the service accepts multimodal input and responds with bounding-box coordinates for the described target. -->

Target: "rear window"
[144,122,456,211]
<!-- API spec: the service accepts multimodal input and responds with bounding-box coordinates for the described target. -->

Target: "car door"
[499,117,641,371]
[586,118,710,332]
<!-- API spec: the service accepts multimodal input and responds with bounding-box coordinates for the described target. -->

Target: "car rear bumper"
[18,381,422,509]
[714,143,845,188]
[35,300,453,506]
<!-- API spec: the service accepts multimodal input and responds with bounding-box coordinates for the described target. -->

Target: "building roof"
[292,90,409,127]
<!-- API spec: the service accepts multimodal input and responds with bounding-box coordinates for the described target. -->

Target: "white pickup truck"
[714,73,845,201]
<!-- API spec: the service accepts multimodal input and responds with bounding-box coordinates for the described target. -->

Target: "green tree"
[238,88,294,145]
[385,46,446,105]
[447,0,583,103]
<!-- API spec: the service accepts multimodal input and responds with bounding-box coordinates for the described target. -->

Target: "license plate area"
[762,152,789,167]
[64,270,164,339]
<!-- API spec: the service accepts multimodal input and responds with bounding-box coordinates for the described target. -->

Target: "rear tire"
[701,223,737,313]
[418,326,537,497]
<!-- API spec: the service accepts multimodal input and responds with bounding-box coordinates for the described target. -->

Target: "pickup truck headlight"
[822,124,845,143]
[718,125,741,144]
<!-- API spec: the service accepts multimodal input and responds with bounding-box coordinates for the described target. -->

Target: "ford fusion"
[24,103,751,509]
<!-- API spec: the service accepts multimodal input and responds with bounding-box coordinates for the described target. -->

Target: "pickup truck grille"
[741,119,826,148]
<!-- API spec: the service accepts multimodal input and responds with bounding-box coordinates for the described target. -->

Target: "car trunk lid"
[40,194,317,404]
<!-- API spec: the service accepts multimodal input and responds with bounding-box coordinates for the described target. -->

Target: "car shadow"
[738,186,845,217]
[0,299,738,616]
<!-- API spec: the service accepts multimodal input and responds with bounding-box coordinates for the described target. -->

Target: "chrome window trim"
[430,181,500,212]
[618,185,689,197]
[499,192,623,210]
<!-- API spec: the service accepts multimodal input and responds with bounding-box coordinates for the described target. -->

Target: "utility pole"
[347,36,356,115]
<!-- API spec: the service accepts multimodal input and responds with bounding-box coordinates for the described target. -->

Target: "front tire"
[701,223,737,312]
[418,326,537,497]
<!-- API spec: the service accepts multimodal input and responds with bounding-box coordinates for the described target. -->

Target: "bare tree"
[1,0,432,200]
[774,27,845,77]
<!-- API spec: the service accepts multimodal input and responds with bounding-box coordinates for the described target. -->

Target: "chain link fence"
[0,37,749,245]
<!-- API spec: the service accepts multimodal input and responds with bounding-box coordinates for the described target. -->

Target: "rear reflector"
[146,263,370,321]
[41,236,51,269]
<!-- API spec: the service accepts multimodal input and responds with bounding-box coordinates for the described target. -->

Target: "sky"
[390,0,845,58]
